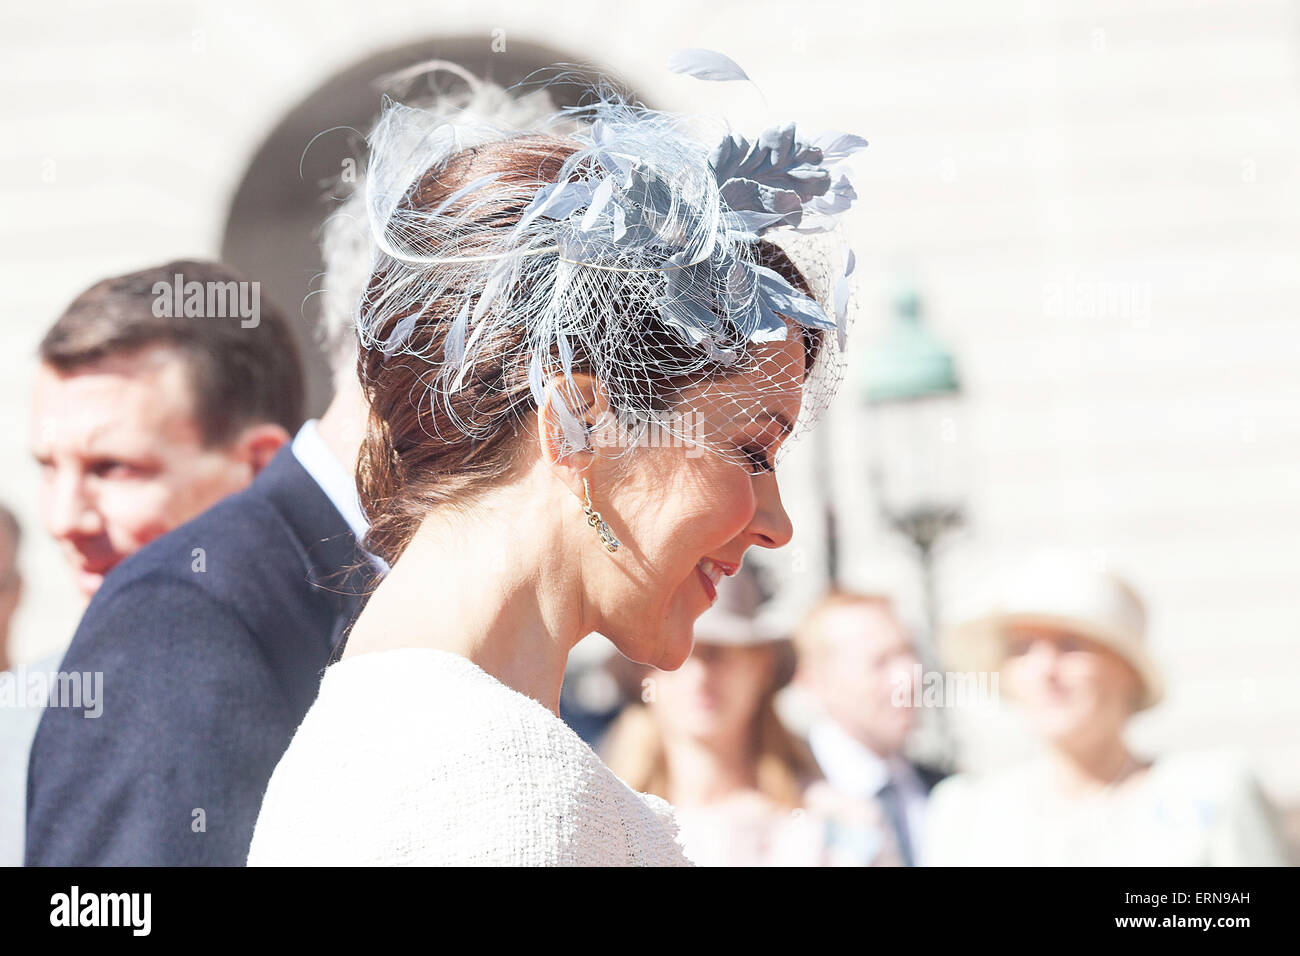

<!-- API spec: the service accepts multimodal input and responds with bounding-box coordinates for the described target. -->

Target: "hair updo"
[355,134,823,567]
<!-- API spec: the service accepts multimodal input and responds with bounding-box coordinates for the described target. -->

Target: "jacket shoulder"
[251,650,684,865]
[90,491,301,607]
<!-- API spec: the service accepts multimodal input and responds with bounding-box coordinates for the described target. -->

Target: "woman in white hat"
[601,565,867,866]
[923,552,1290,867]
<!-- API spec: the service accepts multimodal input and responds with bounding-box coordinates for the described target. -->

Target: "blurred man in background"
[24,244,356,865]
[794,591,946,866]
[21,259,304,867]
[29,259,303,601]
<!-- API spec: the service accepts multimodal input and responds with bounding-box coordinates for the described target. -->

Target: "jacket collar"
[254,445,375,650]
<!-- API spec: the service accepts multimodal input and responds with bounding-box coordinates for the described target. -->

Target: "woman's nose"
[746,472,794,550]
[1025,638,1064,669]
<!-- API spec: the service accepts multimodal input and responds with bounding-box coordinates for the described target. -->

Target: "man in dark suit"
[17,258,310,866]
[794,592,949,867]
[26,441,371,865]
[27,212,377,865]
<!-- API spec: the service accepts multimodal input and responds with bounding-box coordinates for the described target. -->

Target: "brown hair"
[601,676,823,810]
[39,259,305,446]
[356,136,826,567]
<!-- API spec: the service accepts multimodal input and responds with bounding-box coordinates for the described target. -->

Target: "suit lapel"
[254,446,374,656]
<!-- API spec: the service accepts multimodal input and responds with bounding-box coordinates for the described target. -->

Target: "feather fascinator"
[355,49,867,471]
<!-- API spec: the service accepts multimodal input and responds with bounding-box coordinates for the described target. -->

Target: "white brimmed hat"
[944,551,1164,711]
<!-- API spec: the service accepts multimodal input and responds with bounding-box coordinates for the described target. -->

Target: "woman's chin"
[653,634,695,672]
[1034,710,1092,742]
[606,625,695,671]
[647,630,698,672]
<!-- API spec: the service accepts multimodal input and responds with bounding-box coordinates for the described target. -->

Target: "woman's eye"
[742,445,774,474]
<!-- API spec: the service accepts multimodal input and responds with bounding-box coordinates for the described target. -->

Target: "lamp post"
[863,286,965,766]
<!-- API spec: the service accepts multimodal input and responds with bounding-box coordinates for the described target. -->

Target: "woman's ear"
[536,371,613,491]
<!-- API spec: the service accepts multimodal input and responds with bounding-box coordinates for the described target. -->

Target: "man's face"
[30,345,257,600]
[807,603,919,757]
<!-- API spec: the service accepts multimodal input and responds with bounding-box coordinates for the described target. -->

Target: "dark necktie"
[878,778,915,867]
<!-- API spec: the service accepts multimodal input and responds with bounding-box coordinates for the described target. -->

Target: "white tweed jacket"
[247,647,692,866]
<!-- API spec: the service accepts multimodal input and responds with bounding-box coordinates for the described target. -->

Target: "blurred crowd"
[582,556,1292,866]
[0,67,1293,869]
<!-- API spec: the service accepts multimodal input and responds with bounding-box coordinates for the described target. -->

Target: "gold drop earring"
[582,478,621,553]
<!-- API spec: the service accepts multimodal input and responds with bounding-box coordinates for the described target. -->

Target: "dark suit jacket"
[913,762,949,794]
[26,445,371,866]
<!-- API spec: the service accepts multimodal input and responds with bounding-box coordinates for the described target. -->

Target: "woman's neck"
[343,477,588,714]
[1045,732,1138,798]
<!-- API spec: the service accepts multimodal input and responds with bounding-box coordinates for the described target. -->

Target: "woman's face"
[589,332,805,670]
[649,642,776,745]
[1001,623,1142,746]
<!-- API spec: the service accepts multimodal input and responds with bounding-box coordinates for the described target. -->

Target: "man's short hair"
[39,259,305,446]
[794,590,900,660]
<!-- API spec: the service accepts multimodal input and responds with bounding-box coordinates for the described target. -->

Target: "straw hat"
[944,551,1164,711]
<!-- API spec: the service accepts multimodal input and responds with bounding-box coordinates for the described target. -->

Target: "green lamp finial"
[863,286,960,403]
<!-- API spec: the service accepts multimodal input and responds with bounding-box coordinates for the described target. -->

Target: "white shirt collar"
[808,718,917,799]
[290,419,371,548]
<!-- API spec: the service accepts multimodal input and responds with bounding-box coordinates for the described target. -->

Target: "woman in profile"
[247,55,866,866]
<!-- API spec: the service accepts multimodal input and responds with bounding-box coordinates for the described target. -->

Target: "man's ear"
[229,422,292,475]
[536,372,612,493]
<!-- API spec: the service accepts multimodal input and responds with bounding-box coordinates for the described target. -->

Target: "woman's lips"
[694,557,737,604]
[695,563,718,602]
